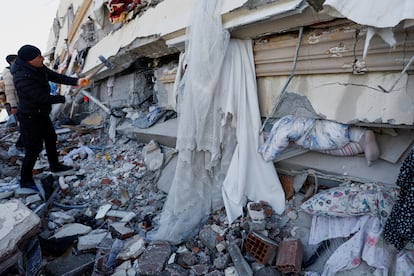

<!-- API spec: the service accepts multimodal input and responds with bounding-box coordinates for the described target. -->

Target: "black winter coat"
[11,57,78,115]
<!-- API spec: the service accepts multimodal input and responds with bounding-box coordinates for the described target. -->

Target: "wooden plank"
[67,0,93,43]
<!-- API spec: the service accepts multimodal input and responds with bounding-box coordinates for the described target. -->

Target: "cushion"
[300,183,399,225]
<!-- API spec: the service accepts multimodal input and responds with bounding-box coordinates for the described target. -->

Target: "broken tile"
[78,230,109,252]
[95,203,112,219]
[117,235,146,260]
[52,223,92,239]
[110,222,136,239]
[106,210,136,222]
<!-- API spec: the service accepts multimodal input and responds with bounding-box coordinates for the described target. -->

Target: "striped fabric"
[321,142,364,156]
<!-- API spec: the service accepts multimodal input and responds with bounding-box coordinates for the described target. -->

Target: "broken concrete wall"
[254,22,414,125]
[82,7,413,126]
[43,0,323,116]
[257,73,414,125]
[154,62,179,110]
[94,71,153,108]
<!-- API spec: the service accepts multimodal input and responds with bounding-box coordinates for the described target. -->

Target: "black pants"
[17,112,60,183]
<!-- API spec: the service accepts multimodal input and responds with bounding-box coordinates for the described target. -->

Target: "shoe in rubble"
[20,179,38,190]
[50,164,73,174]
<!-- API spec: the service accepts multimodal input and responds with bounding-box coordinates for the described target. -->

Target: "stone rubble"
[0,119,365,275]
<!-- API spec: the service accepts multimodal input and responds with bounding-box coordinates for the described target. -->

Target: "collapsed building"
[0,0,413,275]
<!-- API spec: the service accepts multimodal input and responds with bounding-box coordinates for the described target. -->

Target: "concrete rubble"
[3,117,410,275]
[0,0,413,274]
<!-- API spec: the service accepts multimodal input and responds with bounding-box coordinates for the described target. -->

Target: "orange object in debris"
[79,78,89,87]
[275,238,303,273]
[104,154,111,161]
[245,231,278,265]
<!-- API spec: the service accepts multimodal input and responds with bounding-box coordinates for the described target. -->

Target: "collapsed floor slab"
[116,118,411,186]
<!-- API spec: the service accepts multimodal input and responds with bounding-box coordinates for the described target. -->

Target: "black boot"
[20,178,37,189]
[50,163,73,173]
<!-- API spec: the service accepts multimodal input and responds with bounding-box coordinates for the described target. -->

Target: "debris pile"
[0,118,412,275]
[0,121,312,275]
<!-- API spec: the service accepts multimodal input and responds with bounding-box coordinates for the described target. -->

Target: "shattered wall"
[255,22,414,125]
[43,0,414,128]
[95,71,153,108]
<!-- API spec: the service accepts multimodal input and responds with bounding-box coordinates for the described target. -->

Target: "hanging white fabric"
[221,40,286,224]
[148,0,231,243]
[148,0,285,243]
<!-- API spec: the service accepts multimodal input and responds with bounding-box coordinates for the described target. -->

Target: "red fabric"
[108,0,141,23]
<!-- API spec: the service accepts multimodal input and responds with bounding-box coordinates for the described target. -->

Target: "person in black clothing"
[11,44,88,188]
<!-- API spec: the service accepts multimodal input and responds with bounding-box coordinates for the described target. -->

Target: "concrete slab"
[0,200,41,267]
[275,150,403,186]
[377,129,414,163]
[117,118,405,186]
[117,118,178,148]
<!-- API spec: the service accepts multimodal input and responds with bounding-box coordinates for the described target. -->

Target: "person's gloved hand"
[78,78,89,87]
[65,94,73,104]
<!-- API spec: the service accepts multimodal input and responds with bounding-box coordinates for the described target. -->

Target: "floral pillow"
[300,183,399,225]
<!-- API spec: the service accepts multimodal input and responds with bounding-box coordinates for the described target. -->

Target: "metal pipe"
[260,27,304,134]
[80,90,111,114]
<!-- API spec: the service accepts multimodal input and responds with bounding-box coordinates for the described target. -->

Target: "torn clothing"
[318,216,395,275]
[309,215,413,275]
